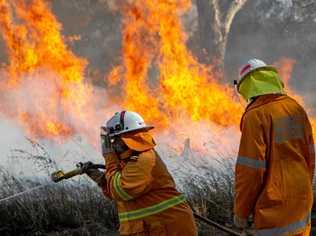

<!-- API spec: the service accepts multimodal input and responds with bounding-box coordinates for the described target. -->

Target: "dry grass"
[0,168,119,235]
[183,158,235,236]
[0,140,119,236]
[0,141,236,235]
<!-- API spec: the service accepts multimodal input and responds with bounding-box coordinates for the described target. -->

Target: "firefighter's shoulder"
[133,150,156,167]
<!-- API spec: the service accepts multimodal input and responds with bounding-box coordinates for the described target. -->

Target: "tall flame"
[108,2,168,128]
[0,0,315,150]
[108,0,243,131]
[0,0,91,140]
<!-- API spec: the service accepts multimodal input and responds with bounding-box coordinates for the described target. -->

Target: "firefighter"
[86,111,197,236]
[234,59,315,235]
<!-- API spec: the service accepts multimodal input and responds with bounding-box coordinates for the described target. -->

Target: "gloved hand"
[86,168,105,187]
[101,134,115,156]
[79,162,105,187]
[234,215,248,229]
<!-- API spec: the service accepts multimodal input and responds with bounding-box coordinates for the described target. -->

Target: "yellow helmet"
[237,59,285,101]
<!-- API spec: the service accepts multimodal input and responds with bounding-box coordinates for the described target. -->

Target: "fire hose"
[0,163,244,236]
[51,163,243,236]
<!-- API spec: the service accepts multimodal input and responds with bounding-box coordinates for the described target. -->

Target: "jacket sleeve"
[234,111,267,219]
[102,151,154,201]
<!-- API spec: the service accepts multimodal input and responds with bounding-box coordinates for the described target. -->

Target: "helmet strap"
[120,111,126,131]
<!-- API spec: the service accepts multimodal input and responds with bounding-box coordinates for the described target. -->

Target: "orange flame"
[0,0,315,150]
[108,0,243,132]
[274,57,316,138]
[0,0,91,140]
[274,57,302,103]
[274,57,296,86]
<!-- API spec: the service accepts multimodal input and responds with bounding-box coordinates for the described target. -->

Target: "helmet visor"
[100,127,115,156]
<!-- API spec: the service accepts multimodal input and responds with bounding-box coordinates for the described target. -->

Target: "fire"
[0,0,90,140]
[0,0,315,150]
[108,0,243,131]
[157,1,242,126]
[108,3,169,128]
[274,58,316,138]
[274,57,302,103]
[274,57,296,85]
[19,112,72,139]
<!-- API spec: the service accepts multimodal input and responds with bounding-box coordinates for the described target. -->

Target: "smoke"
[0,110,103,179]
[0,119,28,162]
[0,0,252,185]
[227,0,316,93]
[0,116,240,186]
[0,66,241,182]
[5,0,316,186]
[0,68,240,185]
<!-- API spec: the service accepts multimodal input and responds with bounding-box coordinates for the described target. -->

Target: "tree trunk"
[196,0,214,62]
[196,0,248,73]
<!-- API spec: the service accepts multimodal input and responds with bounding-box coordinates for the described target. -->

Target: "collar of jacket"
[246,94,287,112]
[239,94,288,131]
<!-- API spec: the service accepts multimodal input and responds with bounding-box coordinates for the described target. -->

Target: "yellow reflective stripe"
[237,156,266,169]
[113,172,133,201]
[119,194,186,222]
[256,213,311,236]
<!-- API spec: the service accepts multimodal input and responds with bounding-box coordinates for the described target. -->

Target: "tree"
[196,0,248,70]
[255,0,316,23]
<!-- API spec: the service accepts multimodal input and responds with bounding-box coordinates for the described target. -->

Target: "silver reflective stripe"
[256,213,311,236]
[274,115,305,143]
[237,156,266,169]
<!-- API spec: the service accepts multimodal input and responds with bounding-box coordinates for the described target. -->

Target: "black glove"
[78,161,93,174]
[78,162,105,186]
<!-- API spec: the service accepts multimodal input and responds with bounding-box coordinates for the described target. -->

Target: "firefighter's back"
[251,95,314,234]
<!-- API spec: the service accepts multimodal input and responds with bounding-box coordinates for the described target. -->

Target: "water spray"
[0,185,47,204]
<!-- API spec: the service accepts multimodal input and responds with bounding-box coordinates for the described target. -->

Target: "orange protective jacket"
[234,94,315,236]
[101,132,197,236]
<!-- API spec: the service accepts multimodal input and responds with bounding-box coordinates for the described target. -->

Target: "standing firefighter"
[234,59,315,235]
[88,111,197,236]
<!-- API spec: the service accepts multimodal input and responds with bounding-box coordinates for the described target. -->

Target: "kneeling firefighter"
[86,111,198,236]
[234,59,315,235]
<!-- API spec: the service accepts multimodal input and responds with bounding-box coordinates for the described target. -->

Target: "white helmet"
[238,58,274,83]
[101,111,154,137]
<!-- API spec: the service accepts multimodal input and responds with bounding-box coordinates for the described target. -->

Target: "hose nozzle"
[51,167,83,183]
[50,162,106,183]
